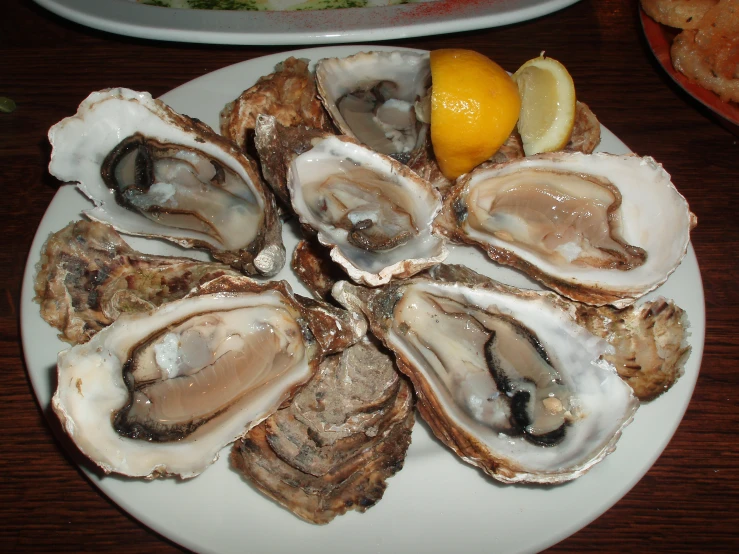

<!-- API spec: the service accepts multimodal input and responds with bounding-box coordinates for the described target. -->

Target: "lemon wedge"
[512,54,576,156]
[430,49,521,180]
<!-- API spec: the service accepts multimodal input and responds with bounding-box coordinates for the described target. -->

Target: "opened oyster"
[255,115,447,286]
[316,50,430,163]
[52,275,365,479]
[437,152,695,307]
[48,88,284,277]
[315,51,450,190]
[334,265,639,484]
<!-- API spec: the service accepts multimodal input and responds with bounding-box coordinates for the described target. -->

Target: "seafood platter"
[21,45,704,553]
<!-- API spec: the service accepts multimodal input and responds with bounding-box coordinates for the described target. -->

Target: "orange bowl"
[640,8,739,129]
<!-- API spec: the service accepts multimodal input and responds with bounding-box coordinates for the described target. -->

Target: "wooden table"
[2,0,737,551]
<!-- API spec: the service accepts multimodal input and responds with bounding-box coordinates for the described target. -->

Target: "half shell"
[255,115,447,286]
[334,265,639,484]
[436,152,695,307]
[51,275,365,479]
[48,88,285,277]
[315,50,430,163]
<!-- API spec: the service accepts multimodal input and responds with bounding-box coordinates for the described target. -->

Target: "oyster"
[34,220,241,345]
[48,88,284,277]
[220,57,332,153]
[564,101,602,154]
[292,239,345,301]
[575,299,691,401]
[437,152,696,307]
[315,50,430,164]
[52,275,366,479]
[334,264,639,484]
[315,50,451,191]
[255,115,447,286]
[231,337,414,524]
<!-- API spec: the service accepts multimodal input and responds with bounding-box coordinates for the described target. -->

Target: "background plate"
[34,0,580,45]
[21,45,705,554]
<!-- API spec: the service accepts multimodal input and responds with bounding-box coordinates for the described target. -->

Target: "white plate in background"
[21,46,704,554]
[34,0,581,45]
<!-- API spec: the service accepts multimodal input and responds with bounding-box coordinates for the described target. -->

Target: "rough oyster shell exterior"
[34,220,241,345]
[231,337,414,524]
[220,56,332,152]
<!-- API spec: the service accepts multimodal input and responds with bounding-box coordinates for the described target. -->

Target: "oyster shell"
[564,101,602,154]
[51,275,366,479]
[315,50,430,164]
[34,220,241,345]
[231,337,414,524]
[255,115,447,286]
[315,50,451,191]
[575,298,691,401]
[333,264,639,484]
[220,57,332,152]
[253,115,328,208]
[292,239,345,301]
[436,152,696,307]
[48,88,284,277]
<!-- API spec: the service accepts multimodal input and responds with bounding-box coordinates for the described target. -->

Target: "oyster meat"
[48,88,284,277]
[34,220,241,345]
[437,152,696,307]
[334,264,639,484]
[255,115,447,286]
[231,337,414,524]
[52,275,365,479]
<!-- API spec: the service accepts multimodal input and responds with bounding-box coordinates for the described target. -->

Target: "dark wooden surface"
[2,0,737,551]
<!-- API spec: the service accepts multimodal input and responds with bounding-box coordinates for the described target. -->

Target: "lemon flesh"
[513,56,576,156]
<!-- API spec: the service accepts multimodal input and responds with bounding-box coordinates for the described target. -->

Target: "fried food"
[671,0,739,102]
[641,0,718,29]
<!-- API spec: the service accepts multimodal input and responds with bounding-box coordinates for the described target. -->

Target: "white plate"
[34,0,581,45]
[21,46,705,554]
